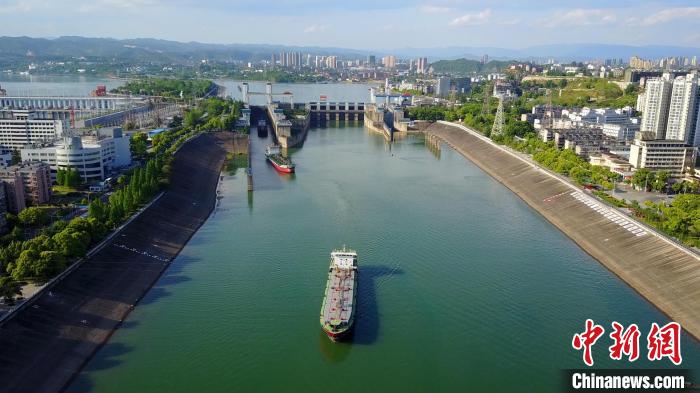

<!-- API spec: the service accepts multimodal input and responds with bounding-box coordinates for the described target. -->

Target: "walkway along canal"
[425,121,700,341]
[0,132,234,393]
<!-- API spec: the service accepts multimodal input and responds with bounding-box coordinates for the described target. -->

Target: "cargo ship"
[265,145,295,173]
[320,247,358,341]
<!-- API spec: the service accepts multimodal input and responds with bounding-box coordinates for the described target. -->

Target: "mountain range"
[0,36,698,63]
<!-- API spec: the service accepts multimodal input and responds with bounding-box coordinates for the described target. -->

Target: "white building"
[638,71,700,146]
[602,120,640,141]
[628,133,697,177]
[639,74,673,139]
[21,129,131,183]
[0,109,65,149]
[565,107,633,125]
[665,73,700,146]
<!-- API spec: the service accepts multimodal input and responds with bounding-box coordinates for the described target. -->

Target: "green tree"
[0,276,22,305]
[53,230,90,258]
[130,132,149,160]
[56,169,65,186]
[18,207,49,227]
[652,171,669,192]
[632,168,653,190]
[504,121,534,138]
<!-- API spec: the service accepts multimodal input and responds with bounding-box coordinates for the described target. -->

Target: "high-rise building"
[367,55,376,66]
[639,74,673,139]
[416,57,428,74]
[382,55,396,69]
[0,170,25,213]
[435,77,451,97]
[665,73,700,146]
[325,56,338,69]
[0,162,52,206]
[639,72,700,146]
[0,110,65,149]
[630,56,656,70]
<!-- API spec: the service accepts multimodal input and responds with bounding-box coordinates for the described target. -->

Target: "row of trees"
[631,169,670,192]
[183,97,243,131]
[88,159,162,227]
[0,217,106,282]
[443,84,699,248]
[0,123,205,303]
[112,78,214,99]
[130,132,149,160]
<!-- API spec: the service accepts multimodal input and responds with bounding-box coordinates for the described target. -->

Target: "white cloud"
[0,0,47,14]
[449,9,491,27]
[639,7,700,26]
[420,4,452,14]
[544,9,616,27]
[77,0,160,13]
[303,24,328,33]
[499,18,520,26]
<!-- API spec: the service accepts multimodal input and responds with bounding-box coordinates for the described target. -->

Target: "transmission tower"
[491,97,504,136]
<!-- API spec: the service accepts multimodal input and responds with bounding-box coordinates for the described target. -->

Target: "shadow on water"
[67,342,134,393]
[352,265,402,346]
[319,265,403,361]
[134,257,197,306]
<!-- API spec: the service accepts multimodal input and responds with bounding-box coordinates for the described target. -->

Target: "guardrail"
[435,120,700,260]
[0,192,165,326]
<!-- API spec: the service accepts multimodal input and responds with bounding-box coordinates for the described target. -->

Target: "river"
[3,76,697,392]
[67,125,699,392]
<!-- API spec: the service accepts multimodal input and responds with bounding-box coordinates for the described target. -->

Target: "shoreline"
[426,121,700,341]
[0,132,234,393]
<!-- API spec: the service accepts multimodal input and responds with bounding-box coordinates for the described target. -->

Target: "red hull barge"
[268,157,295,173]
[265,145,295,174]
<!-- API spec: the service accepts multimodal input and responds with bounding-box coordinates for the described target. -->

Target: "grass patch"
[226,153,249,174]
[593,190,628,208]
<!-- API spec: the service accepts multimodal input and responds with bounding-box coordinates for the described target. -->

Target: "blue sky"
[1,0,699,49]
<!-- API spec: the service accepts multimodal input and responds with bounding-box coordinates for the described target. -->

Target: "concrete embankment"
[0,132,233,393]
[425,121,700,340]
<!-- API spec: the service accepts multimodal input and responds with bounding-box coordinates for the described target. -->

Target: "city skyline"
[2,0,700,50]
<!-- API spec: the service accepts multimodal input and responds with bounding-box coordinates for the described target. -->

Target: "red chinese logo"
[572,319,605,366]
[609,322,640,362]
[647,322,682,365]
[573,320,683,366]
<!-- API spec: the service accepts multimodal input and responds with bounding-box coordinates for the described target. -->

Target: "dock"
[425,121,700,341]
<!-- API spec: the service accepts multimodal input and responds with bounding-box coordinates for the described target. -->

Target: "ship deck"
[322,268,355,325]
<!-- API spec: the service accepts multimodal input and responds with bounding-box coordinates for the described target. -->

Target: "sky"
[1,0,700,50]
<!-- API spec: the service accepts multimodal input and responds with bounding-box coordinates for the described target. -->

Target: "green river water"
[66,123,699,392]
[1,76,697,391]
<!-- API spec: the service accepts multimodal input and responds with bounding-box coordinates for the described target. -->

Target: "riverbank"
[425,121,700,341]
[0,132,233,393]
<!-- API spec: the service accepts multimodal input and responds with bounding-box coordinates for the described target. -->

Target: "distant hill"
[0,36,698,65]
[0,36,368,64]
[389,44,700,62]
[430,58,512,75]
